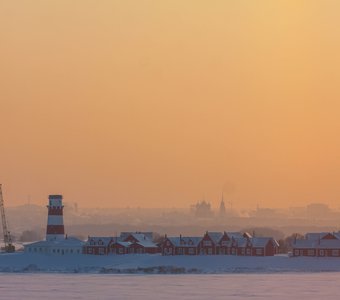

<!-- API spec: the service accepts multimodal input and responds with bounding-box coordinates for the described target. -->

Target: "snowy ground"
[1,252,340,273]
[2,273,340,300]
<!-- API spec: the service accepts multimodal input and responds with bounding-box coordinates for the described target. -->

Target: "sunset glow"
[1,1,340,209]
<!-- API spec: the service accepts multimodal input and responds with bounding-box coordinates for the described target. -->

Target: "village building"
[198,232,221,255]
[83,232,160,255]
[83,237,113,255]
[162,236,201,255]
[120,232,154,241]
[250,237,279,256]
[232,237,251,256]
[127,239,159,254]
[110,241,130,255]
[293,232,340,257]
[25,236,84,255]
[120,232,159,254]
[217,232,251,255]
[161,231,278,256]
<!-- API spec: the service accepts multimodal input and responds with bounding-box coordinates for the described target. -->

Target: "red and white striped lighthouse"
[46,195,65,241]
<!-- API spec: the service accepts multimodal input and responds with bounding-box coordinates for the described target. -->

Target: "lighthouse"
[46,195,65,241]
[24,193,84,255]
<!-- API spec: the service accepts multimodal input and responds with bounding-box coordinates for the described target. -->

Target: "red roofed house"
[217,232,251,255]
[250,237,279,256]
[293,232,340,257]
[161,231,278,256]
[110,241,130,255]
[122,232,160,254]
[197,232,223,255]
[83,237,113,255]
[161,235,201,255]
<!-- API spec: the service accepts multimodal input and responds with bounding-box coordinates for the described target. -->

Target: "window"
[203,240,212,247]
[332,250,339,257]
[256,249,263,255]
[119,248,123,254]
[241,248,245,255]
[319,250,325,256]
[221,241,228,246]
[246,249,251,255]
[294,249,299,256]
[308,250,315,256]
[188,248,195,254]
[208,248,212,255]
[99,248,105,255]
[88,248,93,254]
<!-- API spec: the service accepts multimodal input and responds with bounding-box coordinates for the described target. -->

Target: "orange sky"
[1,1,340,209]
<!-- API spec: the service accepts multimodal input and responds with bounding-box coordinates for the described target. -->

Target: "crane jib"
[0,184,15,253]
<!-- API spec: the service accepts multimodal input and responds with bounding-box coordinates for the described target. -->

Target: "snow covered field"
[1,273,340,300]
[2,254,340,299]
[1,252,340,273]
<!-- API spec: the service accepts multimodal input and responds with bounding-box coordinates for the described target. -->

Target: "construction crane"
[0,184,15,253]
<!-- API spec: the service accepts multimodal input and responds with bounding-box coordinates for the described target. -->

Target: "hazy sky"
[1,1,340,209]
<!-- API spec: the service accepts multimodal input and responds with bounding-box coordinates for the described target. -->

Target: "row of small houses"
[292,232,340,257]
[83,231,280,256]
[84,232,160,255]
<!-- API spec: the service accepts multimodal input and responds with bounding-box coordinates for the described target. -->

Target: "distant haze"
[1,1,340,209]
